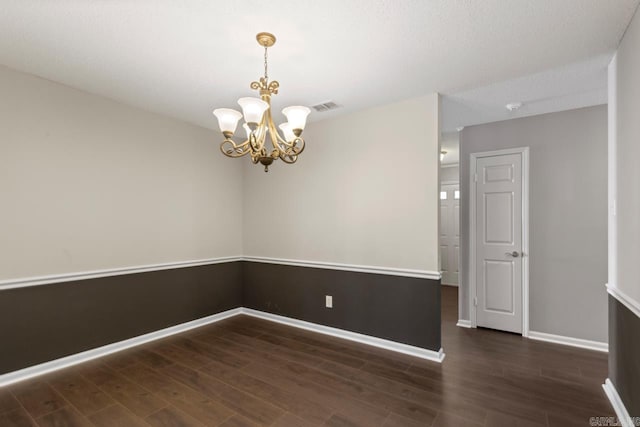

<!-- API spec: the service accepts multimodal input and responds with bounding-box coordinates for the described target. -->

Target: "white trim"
[0,307,446,387]
[243,256,441,280]
[241,308,445,363]
[469,147,530,336]
[608,55,618,291]
[441,163,459,168]
[440,180,459,185]
[0,256,441,291]
[607,283,640,319]
[603,379,634,427]
[441,282,459,287]
[528,331,608,352]
[0,256,244,290]
[0,308,243,387]
[456,320,472,328]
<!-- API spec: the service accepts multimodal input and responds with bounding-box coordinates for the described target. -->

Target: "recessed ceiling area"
[441,54,611,132]
[0,1,638,130]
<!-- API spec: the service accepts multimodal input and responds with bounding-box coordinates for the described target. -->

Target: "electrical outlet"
[325,295,333,308]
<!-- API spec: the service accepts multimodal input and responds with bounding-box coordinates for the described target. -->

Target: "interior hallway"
[441,285,612,426]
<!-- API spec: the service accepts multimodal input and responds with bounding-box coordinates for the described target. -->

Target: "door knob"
[505,251,520,257]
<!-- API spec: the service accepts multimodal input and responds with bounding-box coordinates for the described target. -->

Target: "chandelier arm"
[278,137,305,158]
[261,106,285,155]
[274,126,293,148]
[220,138,251,158]
[265,114,285,152]
[252,106,271,153]
[263,109,299,155]
[280,154,298,164]
[249,132,259,152]
[290,137,305,155]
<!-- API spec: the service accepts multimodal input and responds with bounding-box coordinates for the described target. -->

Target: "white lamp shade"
[282,106,311,131]
[213,108,242,134]
[238,97,269,124]
[278,122,296,142]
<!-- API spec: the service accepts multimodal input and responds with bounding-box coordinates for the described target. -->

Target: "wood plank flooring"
[0,286,612,426]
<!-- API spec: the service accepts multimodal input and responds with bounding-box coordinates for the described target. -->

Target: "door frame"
[439,181,460,286]
[469,147,530,337]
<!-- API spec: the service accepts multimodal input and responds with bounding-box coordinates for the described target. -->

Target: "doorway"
[470,147,529,335]
[440,182,460,286]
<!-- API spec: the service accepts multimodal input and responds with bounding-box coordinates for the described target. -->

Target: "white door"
[440,184,460,285]
[474,153,523,333]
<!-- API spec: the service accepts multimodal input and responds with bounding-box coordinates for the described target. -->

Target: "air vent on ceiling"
[311,101,340,112]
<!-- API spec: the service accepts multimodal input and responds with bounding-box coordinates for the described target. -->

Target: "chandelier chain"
[264,47,268,81]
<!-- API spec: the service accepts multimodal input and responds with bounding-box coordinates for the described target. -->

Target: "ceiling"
[441,54,610,132]
[0,1,638,131]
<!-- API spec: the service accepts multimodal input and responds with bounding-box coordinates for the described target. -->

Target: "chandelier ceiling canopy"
[213,32,310,172]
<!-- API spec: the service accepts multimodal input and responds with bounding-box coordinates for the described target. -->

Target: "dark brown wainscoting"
[0,262,243,374]
[0,288,612,427]
[242,262,441,351]
[1,261,442,376]
[609,295,640,416]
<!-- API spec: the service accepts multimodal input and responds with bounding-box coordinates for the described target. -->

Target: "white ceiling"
[0,1,638,131]
[441,54,611,132]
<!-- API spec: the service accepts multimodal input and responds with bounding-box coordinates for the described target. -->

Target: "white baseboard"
[456,319,472,328]
[0,307,445,387]
[528,331,608,353]
[241,308,445,363]
[603,378,634,427]
[441,282,459,287]
[0,308,243,387]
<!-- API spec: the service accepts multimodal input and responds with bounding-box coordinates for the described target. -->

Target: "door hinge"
[473,297,478,306]
[473,173,478,183]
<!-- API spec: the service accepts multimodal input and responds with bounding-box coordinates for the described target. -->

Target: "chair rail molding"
[1,256,442,291]
[607,283,640,319]
[0,256,244,290]
[243,256,442,280]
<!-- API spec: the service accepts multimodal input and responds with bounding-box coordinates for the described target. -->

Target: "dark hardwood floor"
[0,286,612,426]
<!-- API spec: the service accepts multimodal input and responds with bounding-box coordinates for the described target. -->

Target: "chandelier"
[213,32,311,172]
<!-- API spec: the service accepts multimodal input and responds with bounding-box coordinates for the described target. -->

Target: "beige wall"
[460,106,608,342]
[612,5,640,307]
[243,94,441,272]
[440,165,459,183]
[0,65,243,280]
